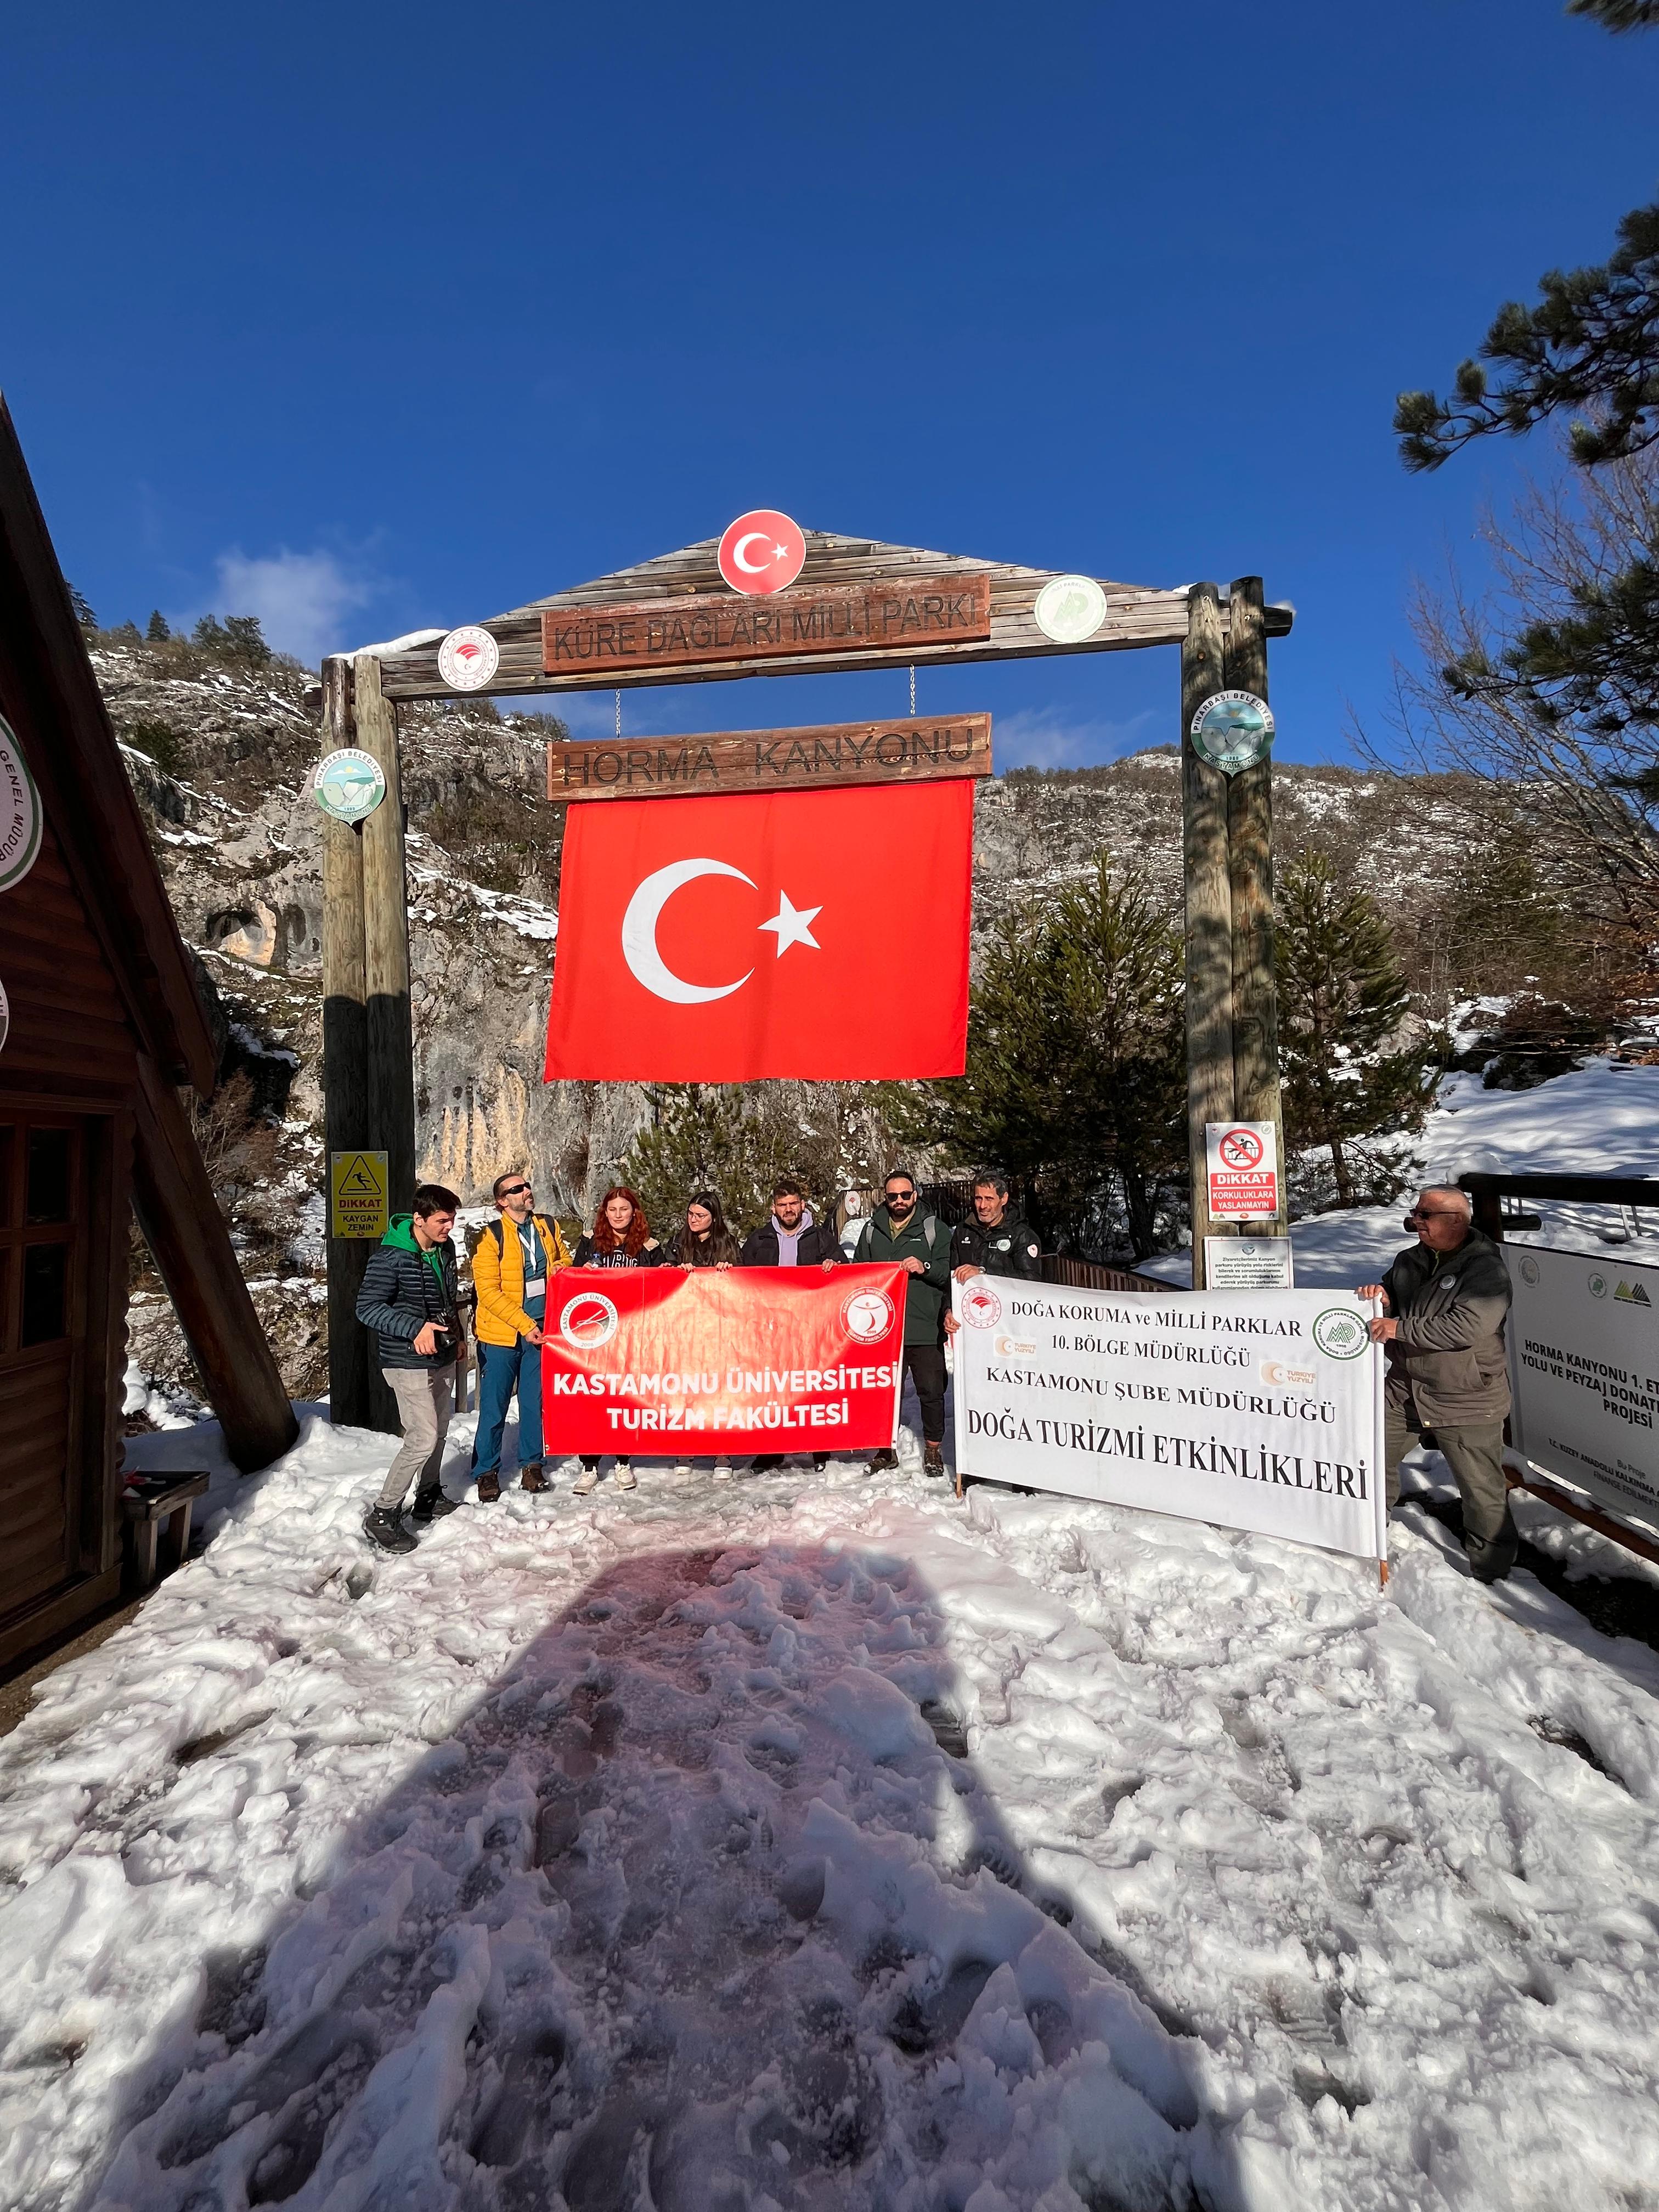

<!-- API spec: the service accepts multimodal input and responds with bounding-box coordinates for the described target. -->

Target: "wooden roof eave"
[0,397,218,1096]
[371,531,1294,702]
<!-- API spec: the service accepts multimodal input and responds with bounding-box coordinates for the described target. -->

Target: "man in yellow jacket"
[470,1170,572,1500]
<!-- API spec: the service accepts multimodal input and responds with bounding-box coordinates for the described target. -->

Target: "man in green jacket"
[850,1168,953,1478]
[1360,1185,1517,1583]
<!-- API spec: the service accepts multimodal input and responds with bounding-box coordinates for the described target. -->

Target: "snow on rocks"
[1,1409,1658,2209]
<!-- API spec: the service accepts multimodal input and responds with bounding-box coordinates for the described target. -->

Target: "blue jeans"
[472,1335,543,1474]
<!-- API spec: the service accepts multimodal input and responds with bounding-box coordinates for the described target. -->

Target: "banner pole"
[1372,1294,1389,1589]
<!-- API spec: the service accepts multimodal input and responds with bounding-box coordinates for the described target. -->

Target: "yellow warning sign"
[330,1149,389,1239]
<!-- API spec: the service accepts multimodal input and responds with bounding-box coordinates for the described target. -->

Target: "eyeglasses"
[498,1183,532,1198]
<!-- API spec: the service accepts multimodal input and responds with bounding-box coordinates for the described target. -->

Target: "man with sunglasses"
[849,1169,952,1478]
[1358,1185,1517,1583]
[471,1170,572,1502]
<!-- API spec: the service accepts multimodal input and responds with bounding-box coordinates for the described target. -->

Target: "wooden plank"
[1224,576,1287,1235]
[131,1051,298,1472]
[546,713,993,803]
[371,529,1294,701]
[1182,585,1234,1288]
[0,1563,121,1672]
[541,574,992,681]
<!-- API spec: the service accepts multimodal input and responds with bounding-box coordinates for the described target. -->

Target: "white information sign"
[954,1275,1386,1563]
[1508,1245,1659,1528]
[1206,1120,1279,1220]
[1205,1236,1294,1289]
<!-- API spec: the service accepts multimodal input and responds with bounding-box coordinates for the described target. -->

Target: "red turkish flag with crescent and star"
[543,781,973,1080]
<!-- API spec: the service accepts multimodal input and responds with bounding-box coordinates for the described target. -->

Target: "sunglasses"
[886,1190,916,1201]
[1404,1209,1462,1224]
[499,1183,532,1198]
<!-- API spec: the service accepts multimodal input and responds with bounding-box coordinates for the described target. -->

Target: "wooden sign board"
[543,574,991,680]
[547,714,992,803]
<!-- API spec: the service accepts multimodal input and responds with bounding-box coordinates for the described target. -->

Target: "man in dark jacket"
[355,1183,464,1550]
[850,1169,953,1478]
[950,1169,1043,1284]
[741,1178,839,1470]
[1359,1185,1517,1583]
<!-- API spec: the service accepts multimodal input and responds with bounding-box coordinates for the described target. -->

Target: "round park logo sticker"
[1190,690,1274,776]
[312,747,386,824]
[841,1286,895,1344]
[558,1289,619,1349]
[0,715,42,894]
[1312,1308,1368,1359]
[960,1281,1003,1330]
[1519,1256,1542,1286]
[438,625,500,691]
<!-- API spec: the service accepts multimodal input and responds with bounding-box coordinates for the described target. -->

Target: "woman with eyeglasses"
[666,1191,737,1480]
[569,1186,663,1495]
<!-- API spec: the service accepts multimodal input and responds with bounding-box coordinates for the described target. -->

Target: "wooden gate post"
[320,656,373,1428]
[1182,584,1233,1286]
[1224,576,1288,1243]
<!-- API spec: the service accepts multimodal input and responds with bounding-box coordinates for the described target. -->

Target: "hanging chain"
[614,688,622,739]
[909,665,916,718]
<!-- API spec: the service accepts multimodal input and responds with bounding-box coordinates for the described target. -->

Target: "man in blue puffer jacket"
[354,1182,463,1550]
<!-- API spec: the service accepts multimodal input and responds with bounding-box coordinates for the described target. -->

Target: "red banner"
[542,781,973,1081]
[540,1264,906,1453]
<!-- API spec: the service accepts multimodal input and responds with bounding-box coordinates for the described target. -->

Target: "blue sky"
[4,2,1655,769]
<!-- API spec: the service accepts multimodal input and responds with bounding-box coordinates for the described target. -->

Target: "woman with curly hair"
[570,1187,662,1494]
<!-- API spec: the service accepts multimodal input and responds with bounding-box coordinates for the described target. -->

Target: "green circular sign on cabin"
[1190,689,1274,775]
[313,747,387,824]
[0,715,42,894]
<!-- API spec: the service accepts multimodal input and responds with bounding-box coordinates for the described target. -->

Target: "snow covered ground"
[4,1379,1659,2210]
[1147,1056,1659,1288]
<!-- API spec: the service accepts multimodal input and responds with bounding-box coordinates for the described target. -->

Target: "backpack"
[853,1213,939,1262]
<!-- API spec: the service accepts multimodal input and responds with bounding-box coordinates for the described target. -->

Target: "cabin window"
[26,1130,72,1223]
[21,1244,67,1346]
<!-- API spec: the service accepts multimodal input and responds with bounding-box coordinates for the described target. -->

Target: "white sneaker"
[712,1458,734,1481]
[674,1460,692,1476]
[614,1460,637,1490]
[573,1463,600,1496]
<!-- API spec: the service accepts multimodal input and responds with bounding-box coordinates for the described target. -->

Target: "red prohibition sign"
[718,509,806,596]
[1218,1127,1263,1171]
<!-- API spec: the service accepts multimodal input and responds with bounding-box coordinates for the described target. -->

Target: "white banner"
[1508,1245,1659,1530]
[954,1276,1386,1562]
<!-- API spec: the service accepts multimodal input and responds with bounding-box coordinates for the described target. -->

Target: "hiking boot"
[614,1459,637,1490]
[751,1454,784,1473]
[410,1489,461,1522]
[812,1454,830,1472]
[363,1505,417,1553]
[518,1463,548,1493]
[573,1462,601,1496]
[867,1448,899,1476]
[673,1459,692,1476]
[712,1457,735,1480]
[476,1471,501,1504]
[922,1443,946,1480]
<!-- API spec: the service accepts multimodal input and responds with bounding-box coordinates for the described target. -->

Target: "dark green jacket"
[356,1214,460,1370]
[852,1206,952,1347]
[1382,1226,1512,1425]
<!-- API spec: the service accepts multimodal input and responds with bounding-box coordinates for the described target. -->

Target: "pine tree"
[1397,5,1659,469]
[146,610,171,642]
[70,585,97,631]
[223,614,272,665]
[898,859,1186,1256]
[1276,850,1438,1210]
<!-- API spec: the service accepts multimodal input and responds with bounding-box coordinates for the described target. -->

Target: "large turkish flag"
[543,780,973,1080]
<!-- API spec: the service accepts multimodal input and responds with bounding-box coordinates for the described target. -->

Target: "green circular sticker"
[1313,1308,1368,1359]
[0,715,42,893]
[1190,689,1274,775]
[313,747,386,824]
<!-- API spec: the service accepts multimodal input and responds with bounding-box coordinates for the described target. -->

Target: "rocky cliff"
[89,636,1470,1403]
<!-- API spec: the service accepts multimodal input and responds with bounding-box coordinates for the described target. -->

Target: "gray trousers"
[377,1366,455,1510]
[1386,1402,1519,1582]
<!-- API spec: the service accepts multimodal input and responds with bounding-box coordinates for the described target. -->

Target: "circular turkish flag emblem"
[718,510,805,596]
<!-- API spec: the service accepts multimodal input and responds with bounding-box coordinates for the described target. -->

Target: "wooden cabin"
[0,397,296,1668]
